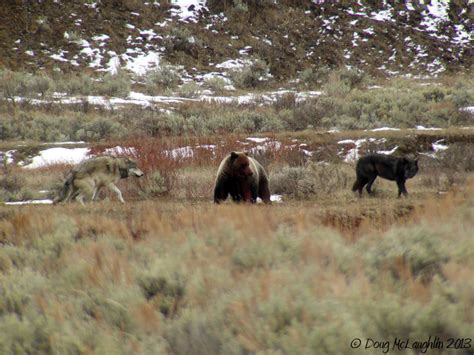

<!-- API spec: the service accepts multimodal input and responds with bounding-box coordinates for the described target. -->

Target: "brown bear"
[213,151,271,204]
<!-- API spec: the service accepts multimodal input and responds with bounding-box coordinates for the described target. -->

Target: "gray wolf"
[54,156,144,205]
[352,154,418,197]
[214,151,271,204]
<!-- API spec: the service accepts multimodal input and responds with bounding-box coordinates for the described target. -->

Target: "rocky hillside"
[0,0,471,81]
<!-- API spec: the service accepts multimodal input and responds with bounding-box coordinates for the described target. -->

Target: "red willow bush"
[89,134,313,198]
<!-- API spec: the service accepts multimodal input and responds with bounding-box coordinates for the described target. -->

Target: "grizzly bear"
[352,154,418,197]
[213,152,271,204]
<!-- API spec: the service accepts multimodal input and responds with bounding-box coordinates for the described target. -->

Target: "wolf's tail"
[53,172,74,204]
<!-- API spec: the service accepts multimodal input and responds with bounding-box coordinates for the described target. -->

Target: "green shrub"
[270,163,351,199]
[177,81,201,98]
[58,73,94,96]
[206,109,283,133]
[288,98,329,129]
[337,67,368,89]
[95,71,131,98]
[81,288,141,333]
[422,87,446,102]
[365,225,449,282]
[0,111,88,141]
[145,64,182,93]
[233,0,249,12]
[0,315,54,354]
[270,165,314,199]
[138,275,185,317]
[204,76,228,94]
[163,27,197,54]
[0,172,35,202]
[164,310,243,355]
[298,66,331,88]
[323,73,352,98]
[451,79,474,108]
[31,115,69,141]
[0,269,49,317]
[84,117,125,140]
[0,70,31,104]
[140,170,167,197]
[230,58,271,89]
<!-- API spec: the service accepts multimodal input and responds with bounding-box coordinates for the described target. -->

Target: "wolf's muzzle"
[130,168,144,177]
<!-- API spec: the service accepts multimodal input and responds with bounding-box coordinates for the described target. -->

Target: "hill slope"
[0,0,471,81]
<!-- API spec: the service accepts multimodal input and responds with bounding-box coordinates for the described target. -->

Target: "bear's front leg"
[214,178,229,204]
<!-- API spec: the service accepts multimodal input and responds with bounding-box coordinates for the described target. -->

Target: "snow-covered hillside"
[1,0,471,80]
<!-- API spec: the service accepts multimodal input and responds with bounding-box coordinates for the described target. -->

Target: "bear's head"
[229,152,253,179]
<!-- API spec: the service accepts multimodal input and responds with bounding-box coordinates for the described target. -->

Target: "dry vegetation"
[0,62,472,355]
[0,2,472,352]
[0,182,473,354]
[1,127,474,353]
[0,70,472,142]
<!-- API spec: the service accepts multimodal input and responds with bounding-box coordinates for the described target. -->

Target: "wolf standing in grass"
[54,156,144,205]
[352,154,418,197]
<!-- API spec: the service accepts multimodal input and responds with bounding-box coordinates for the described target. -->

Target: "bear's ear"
[230,151,239,160]
[244,152,250,156]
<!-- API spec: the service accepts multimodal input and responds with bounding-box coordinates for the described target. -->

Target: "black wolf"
[352,154,418,197]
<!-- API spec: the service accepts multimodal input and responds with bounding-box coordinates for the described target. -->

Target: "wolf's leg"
[68,188,81,202]
[73,179,94,204]
[76,194,87,206]
[107,183,125,203]
[354,176,368,196]
[91,186,100,201]
[63,182,78,202]
[366,175,377,194]
[396,178,408,197]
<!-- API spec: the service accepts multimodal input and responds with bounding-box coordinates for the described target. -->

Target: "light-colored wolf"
[54,156,144,205]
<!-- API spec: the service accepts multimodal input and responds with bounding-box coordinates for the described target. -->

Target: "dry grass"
[0,185,473,353]
[0,130,473,353]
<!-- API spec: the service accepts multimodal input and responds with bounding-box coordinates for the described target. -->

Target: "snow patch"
[0,150,16,164]
[338,138,387,163]
[377,146,398,155]
[270,194,282,203]
[432,139,448,153]
[246,137,269,143]
[104,146,137,157]
[415,125,442,131]
[170,0,208,22]
[122,51,161,76]
[23,147,91,169]
[370,127,401,132]
[4,199,54,205]
[165,146,194,159]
